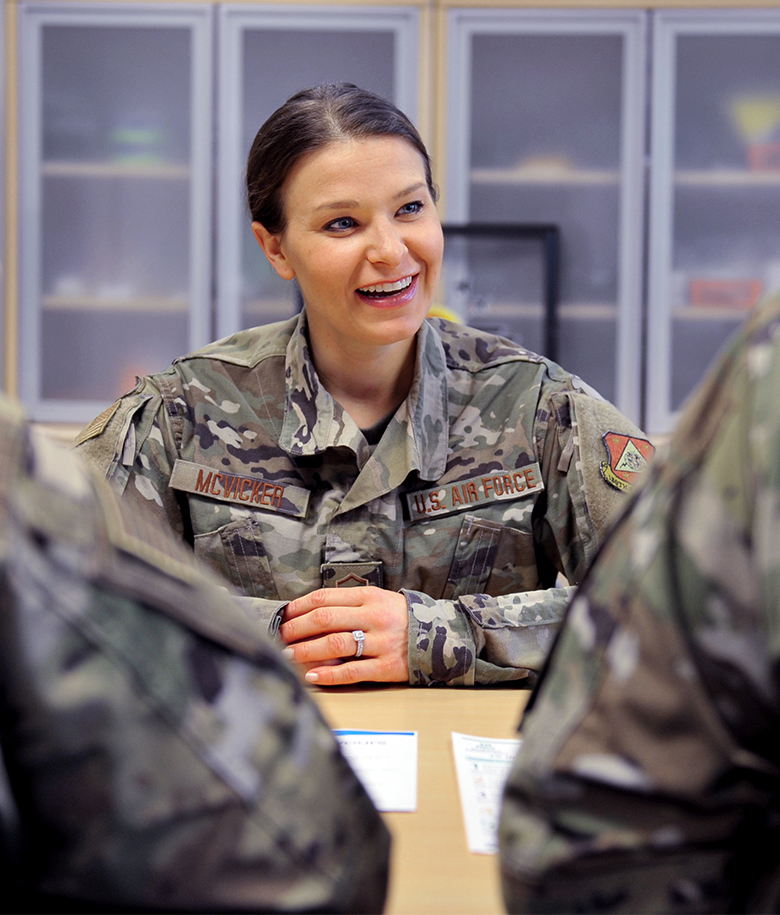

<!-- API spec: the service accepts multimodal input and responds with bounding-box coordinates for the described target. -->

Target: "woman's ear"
[251,221,296,280]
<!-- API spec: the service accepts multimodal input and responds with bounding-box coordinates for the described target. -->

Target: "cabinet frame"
[17,0,215,422]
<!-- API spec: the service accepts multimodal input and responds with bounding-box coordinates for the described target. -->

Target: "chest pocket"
[194,518,279,600]
[442,515,539,601]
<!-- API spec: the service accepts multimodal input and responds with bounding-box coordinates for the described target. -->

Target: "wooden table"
[313,684,531,915]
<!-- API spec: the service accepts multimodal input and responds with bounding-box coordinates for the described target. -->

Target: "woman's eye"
[397,200,424,217]
[326,217,356,232]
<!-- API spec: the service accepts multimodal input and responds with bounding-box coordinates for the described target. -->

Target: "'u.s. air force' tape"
[405,463,544,520]
[169,459,310,518]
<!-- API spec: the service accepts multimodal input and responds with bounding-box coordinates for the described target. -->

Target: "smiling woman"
[251,134,443,427]
[75,83,652,689]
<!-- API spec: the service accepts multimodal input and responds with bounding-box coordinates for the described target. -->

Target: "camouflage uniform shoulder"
[172,316,297,370]
[430,317,604,396]
[428,316,548,373]
[72,371,168,478]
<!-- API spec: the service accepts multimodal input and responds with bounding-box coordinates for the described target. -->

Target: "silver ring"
[351,629,365,659]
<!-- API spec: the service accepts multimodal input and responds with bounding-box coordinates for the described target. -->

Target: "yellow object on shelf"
[728,95,780,143]
[728,95,780,172]
[427,303,463,323]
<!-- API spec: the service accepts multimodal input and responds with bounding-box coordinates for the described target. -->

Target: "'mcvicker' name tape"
[169,459,310,517]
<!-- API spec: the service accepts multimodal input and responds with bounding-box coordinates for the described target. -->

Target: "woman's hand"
[279,586,409,686]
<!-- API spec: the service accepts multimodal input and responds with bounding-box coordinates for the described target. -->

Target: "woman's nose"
[366,220,407,265]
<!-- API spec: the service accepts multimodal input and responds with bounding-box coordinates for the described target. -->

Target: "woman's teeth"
[358,276,413,296]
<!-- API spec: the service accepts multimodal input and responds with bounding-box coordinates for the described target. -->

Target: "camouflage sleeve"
[406,385,649,687]
[498,295,780,914]
[1,404,390,913]
[405,586,573,686]
[536,386,650,584]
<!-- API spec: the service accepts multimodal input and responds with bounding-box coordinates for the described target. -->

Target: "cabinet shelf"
[675,169,780,187]
[243,299,298,322]
[42,160,191,180]
[42,295,189,312]
[672,306,749,321]
[559,303,617,320]
[468,302,617,320]
[471,165,620,186]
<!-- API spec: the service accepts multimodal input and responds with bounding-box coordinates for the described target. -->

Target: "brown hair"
[246,83,438,235]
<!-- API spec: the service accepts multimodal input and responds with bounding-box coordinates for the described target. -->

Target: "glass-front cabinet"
[647,9,780,434]
[216,3,421,338]
[12,2,780,433]
[445,8,648,424]
[18,1,214,422]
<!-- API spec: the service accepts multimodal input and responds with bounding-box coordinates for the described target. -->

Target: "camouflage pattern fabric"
[0,393,389,912]
[499,291,780,913]
[76,313,649,686]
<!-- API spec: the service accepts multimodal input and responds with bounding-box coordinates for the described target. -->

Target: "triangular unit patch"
[600,432,655,492]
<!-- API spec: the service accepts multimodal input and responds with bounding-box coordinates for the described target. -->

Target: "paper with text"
[452,731,522,854]
[334,729,418,812]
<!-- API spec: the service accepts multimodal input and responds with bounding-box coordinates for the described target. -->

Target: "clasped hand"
[279,586,409,686]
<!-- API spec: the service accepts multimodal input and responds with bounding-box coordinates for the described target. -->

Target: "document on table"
[452,731,522,855]
[334,729,418,812]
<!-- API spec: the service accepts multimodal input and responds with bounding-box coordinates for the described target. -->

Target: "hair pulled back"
[246,83,437,235]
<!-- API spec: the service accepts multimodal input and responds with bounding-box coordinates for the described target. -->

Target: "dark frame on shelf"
[442,223,560,364]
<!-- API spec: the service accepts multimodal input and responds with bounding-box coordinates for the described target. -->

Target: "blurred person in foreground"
[499,289,780,914]
[0,393,389,913]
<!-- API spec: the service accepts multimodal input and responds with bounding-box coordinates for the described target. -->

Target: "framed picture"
[438,223,560,362]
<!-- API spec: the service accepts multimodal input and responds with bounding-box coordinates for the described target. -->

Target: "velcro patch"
[72,400,120,446]
[321,561,383,588]
[169,459,309,518]
[405,464,544,521]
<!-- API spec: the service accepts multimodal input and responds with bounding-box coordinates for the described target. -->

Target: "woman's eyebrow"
[312,183,428,214]
[394,182,426,199]
[314,199,359,213]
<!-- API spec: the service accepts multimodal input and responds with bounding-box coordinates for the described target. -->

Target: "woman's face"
[253,136,443,359]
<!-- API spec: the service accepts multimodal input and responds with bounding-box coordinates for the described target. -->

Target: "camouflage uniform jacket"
[76,313,648,686]
[0,393,389,912]
[499,291,780,913]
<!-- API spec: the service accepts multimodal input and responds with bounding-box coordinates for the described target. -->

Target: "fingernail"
[305,671,319,683]
[281,647,294,660]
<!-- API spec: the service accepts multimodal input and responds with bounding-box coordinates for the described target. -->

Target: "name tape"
[405,464,544,520]
[169,459,310,518]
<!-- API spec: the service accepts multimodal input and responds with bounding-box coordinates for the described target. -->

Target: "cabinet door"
[647,9,780,434]
[216,3,421,338]
[18,1,213,423]
[446,8,647,423]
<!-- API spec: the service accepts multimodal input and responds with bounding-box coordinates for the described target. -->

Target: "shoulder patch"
[73,400,121,447]
[600,432,655,492]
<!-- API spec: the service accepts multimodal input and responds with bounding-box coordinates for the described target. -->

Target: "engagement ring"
[351,629,365,659]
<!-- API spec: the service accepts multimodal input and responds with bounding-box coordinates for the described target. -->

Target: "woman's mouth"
[357,275,415,299]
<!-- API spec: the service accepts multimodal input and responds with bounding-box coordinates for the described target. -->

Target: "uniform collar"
[279,312,449,481]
